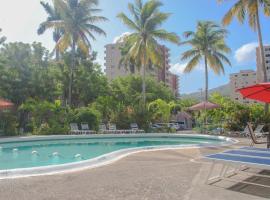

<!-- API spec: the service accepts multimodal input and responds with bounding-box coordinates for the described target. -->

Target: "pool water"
[0,135,227,170]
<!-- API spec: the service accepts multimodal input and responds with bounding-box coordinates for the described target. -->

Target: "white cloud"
[235,42,257,64]
[169,62,203,75]
[113,32,131,43]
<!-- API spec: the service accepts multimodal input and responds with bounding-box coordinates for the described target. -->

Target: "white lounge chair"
[108,123,118,134]
[205,147,270,187]
[254,124,265,137]
[70,123,82,135]
[81,123,96,134]
[99,123,107,134]
[130,123,144,134]
[239,125,249,137]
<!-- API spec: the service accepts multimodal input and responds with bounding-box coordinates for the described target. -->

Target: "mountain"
[180,84,230,100]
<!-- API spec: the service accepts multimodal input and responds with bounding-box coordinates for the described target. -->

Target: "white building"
[256,45,270,82]
[104,43,179,97]
[229,70,257,104]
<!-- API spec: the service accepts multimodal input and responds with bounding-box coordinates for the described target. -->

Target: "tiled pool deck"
[0,137,269,200]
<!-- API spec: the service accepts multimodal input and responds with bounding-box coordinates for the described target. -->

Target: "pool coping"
[0,134,238,180]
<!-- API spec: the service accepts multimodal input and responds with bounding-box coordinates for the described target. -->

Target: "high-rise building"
[104,43,179,97]
[256,45,270,82]
[229,70,257,104]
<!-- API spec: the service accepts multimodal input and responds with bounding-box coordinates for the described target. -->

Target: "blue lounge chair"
[205,147,270,188]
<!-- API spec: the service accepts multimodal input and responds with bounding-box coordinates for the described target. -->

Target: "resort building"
[256,45,270,82]
[229,70,257,104]
[104,43,179,97]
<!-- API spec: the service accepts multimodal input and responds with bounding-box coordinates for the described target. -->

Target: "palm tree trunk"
[204,56,209,101]
[256,9,268,114]
[68,37,76,106]
[203,56,209,134]
[142,63,146,109]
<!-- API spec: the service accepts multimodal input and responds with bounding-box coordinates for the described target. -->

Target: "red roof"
[0,99,14,109]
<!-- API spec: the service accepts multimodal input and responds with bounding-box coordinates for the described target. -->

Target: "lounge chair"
[70,123,82,135]
[239,125,249,137]
[108,123,118,134]
[99,123,107,134]
[205,147,270,188]
[247,123,269,148]
[130,123,144,134]
[81,123,96,134]
[253,124,265,137]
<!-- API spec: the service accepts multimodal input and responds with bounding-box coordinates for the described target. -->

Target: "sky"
[0,0,270,94]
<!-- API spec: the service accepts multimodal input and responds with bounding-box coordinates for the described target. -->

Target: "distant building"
[256,45,270,82]
[229,70,257,104]
[104,43,179,97]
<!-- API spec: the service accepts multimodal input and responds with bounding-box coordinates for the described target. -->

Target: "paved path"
[0,138,269,200]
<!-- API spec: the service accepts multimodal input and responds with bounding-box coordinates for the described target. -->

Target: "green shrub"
[20,99,69,135]
[0,111,18,136]
[69,107,101,131]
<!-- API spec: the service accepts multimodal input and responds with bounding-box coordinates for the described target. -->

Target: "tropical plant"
[148,99,175,123]
[38,1,62,61]
[39,0,107,106]
[19,99,70,135]
[69,107,101,131]
[117,0,180,107]
[0,42,61,105]
[180,21,231,101]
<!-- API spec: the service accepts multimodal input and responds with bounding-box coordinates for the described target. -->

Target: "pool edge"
[0,134,237,180]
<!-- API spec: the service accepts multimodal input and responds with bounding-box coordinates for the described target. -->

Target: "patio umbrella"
[238,83,270,148]
[238,83,270,103]
[188,101,220,111]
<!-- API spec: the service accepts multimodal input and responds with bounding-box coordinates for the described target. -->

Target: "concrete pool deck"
[0,137,269,200]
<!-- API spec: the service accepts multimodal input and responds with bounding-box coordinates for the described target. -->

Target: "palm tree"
[39,0,107,106]
[38,1,62,61]
[218,0,270,113]
[0,28,6,46]
[219,0,270,83]
[181,21,231,101]
[117,0,180,108]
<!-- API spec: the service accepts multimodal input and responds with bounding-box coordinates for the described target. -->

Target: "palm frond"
[56,34,71,53]
[222,0,245,26]
[181,49,200,61]
[184,54,201,73]
[117,13,140,31]
[183,31,195,38]
[207,54,225,75]
[85,24,106,36]
[151,29,180,44]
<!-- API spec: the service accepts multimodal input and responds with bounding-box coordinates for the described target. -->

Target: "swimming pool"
[0,134,236,178]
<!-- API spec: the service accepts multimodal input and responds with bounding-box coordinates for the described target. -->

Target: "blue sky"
[0,0,270,94]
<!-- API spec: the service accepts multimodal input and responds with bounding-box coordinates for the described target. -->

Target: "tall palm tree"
[219,0,270,113]
[117,0,180,108]
[218,0,270,84]
[38,1,62,61]
[181,21,231,101]
[39,0,107,106]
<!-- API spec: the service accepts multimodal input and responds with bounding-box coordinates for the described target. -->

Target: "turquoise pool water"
[0,135,228,170]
